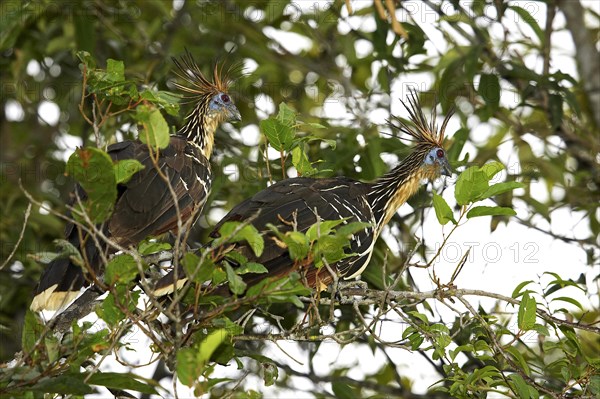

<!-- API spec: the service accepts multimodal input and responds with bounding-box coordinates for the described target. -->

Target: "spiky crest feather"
[388,89,452,150]
[171,49,239,101]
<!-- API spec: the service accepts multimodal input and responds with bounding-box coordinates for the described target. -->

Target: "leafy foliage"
[1,1,598,398]
[65,147,117,223]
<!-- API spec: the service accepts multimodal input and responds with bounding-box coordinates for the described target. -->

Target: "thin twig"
[0,202,32,270]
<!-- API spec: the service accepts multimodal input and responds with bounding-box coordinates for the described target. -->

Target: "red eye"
[221,94,230,103]
[437,149,445,158]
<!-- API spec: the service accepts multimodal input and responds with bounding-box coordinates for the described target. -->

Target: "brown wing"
[108,137,211,246]
[211,177,375,288]
[153,176,377,295]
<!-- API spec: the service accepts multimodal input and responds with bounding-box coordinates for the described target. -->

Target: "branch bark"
[558,0,600,128]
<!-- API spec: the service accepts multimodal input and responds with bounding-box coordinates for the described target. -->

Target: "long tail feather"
[31,222,101,311]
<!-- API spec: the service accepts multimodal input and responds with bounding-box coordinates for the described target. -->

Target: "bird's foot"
[332,279,368,302]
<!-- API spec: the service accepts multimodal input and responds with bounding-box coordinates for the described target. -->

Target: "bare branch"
[0,201,31,270]
[558,0,600,128]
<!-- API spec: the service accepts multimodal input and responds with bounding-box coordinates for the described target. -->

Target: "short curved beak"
[441,158,453,177]
[227,104,241,122]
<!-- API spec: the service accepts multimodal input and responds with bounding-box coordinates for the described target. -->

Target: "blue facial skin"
[423,147,453,177]
[210,93,241,121]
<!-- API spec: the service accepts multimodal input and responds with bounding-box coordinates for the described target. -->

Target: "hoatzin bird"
[154,91,452,296]
[30,53,241,311]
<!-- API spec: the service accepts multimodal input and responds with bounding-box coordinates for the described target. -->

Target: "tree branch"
[558,0,600,128]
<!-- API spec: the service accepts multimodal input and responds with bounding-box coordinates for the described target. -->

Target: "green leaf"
[106,59,125,82]
[96,285,139,326]
[511,280,534,298]
[182,252,216,283]
[438,56,465,110]
[470,365,501,382]
[467,206,516,218]
[262,362,279,387]
[260,118,294,152]
[260,119,280,150]
[543,272,586,293]
[532,323,550,336]
[402,326,424,350]
[31,375,93,395]
[335,221,372,237]
[331,381,356,399]
[311,137,336,149]
[54,239,85,266]
[407,310,428,323]
[218,222,264,257]
[212,317,244,336]
[66,147,117,223]
[224,263,247,295]
[211,267,227,286]
[32,251,61,264]
[550,296,584,311]
[105,254,139,285]
[506,346,530,375]
[141,89,181,116]
[177,329,229,387]
[430,323,450,334]
[136,105,170,150]
[306,219,346,241]
[76,50,96,68]
[548,94,563,130]
[478,73,500,112]
[433,192,457,225]
[22,311,44,353]
[245,273,310,301]
[45,335,59,363]
[113,159,145,184]
[464,45,481,81]
[313,234,350,268]
[224,250,248,266]
[197,329,229,367]
[509,5,544,44]
[518,293,537,331]
[282,231,310,261]
[291,145,317,176]
[450,344,474,361]
[590,375,600,395]
[454,166,489,205]
[277,102,296,127]
[480,181,525,199]
[87,372,157,395]
[138,240,171,255]
[237,262,268,275]
[509,373,531,399]
[176,348,201,388]
[447,128,469,163]
[304,122,326,129]
[97,292,123,326]
[481,161,504,179]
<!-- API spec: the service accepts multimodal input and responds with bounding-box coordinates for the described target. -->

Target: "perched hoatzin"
[154,92,452,296]
[30,53,241,311]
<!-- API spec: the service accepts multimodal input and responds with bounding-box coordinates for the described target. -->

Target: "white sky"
[18,1,599,398]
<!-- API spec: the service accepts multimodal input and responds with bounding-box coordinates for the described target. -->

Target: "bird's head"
[207,92,241,123]
[172,50,242,155]
[173,51,241,122]
[389,90,453,180]
[422,146,452,177]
